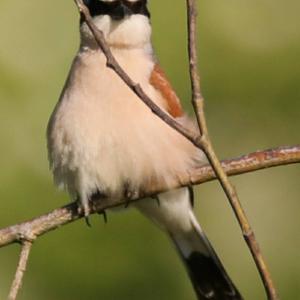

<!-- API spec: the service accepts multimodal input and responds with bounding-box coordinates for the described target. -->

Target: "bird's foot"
[78,197,91,227]
[98,210,108,224]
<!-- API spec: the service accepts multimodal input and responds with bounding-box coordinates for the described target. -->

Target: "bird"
[47,0,243,299]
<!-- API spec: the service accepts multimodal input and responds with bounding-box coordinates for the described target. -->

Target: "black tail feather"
[136,188,243,299]
[171,221,243,300]
[185,250,243,300]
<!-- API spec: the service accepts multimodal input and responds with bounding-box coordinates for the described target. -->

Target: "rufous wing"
[150,64,184,118]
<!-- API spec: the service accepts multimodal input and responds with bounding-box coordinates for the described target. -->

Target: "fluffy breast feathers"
[47,47,205,204]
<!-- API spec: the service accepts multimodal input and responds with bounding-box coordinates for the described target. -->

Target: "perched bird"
[47,0,243,299]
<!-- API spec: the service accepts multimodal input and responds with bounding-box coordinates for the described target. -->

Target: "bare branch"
[186,1,279,299]
[8,241,33,300]
[193,145,300,184]
[1,145,299,248]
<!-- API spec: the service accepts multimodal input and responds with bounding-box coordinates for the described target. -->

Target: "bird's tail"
[135,188,243,300]
[170,211,243,300]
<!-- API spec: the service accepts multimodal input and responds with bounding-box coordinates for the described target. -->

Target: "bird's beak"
[111,3,133,21]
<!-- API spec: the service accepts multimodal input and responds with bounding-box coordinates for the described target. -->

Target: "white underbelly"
[47,51,204,201]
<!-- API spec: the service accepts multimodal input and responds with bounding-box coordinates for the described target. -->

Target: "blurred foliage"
[0,1,299,299]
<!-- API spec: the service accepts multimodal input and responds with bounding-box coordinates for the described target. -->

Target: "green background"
[0,1,299,299]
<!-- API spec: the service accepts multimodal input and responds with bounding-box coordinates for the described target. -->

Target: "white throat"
[80,15,152,49]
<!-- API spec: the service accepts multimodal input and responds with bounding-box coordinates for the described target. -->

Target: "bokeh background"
[0,1,299,299]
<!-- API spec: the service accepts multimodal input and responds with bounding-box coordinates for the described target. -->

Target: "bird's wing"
[150,63,184,118]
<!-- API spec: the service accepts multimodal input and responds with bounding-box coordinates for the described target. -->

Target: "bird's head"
[80,0,151,49]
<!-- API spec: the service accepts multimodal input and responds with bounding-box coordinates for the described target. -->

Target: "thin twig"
[186,1,279,299]
[0,145,299,248]
[74,0,199,145]
[8,240,33,300]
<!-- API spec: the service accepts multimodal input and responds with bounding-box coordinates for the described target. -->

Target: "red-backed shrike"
[47,1,243,299]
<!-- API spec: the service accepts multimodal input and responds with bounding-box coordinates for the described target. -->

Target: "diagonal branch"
[186,1,279,299]
[74,0,199,145]
[1,145,299,248]
[8,240,33,300]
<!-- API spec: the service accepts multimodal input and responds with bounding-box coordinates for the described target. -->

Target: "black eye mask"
[82,0,150,20]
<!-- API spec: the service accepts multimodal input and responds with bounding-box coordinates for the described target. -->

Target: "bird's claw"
[98,210,108,224]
